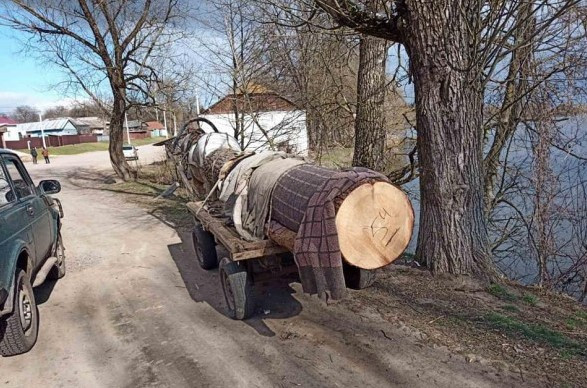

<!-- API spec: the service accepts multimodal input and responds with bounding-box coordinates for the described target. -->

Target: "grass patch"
[136,159,177,185]
[35,142,109,155]
[503,304,520,313]
[485,312,585,357]
[522,293,538,306]
[488,284,518,302]
[566,311,587,330]
[18,136,167,156]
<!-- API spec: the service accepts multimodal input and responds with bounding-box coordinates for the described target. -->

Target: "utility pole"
[195,90,200,116]
[38,112,46,148]
[125,113,131,144]
[173,112,177,136]
[163,109,168,139]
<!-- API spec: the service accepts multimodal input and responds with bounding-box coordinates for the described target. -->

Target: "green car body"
[0,148,62,317]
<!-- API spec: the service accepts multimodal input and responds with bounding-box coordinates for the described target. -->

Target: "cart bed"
[186,201,288,261]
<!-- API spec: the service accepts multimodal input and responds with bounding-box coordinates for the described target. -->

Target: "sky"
[0,25,76,116]
[0,16,414,117]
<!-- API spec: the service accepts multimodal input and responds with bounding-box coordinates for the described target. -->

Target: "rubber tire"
[219,257,254,320]
[47,233,66,280]
[0,270,39,356]
[192,222,218,270]
[343,262,377,290]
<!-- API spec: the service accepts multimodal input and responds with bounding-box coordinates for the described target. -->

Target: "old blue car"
[0,148,65,356]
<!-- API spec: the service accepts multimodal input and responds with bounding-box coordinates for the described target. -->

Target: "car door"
[0,157,34,291]
[2,155,53,268]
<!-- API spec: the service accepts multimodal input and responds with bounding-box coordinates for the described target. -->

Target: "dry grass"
[342,266,587,386]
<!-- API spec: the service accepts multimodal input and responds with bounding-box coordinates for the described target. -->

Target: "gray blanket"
[244,158,306,239]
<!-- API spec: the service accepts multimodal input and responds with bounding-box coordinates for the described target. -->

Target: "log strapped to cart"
[165,118,414,319]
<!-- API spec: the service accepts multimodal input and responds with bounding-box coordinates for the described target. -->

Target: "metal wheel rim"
[221,270,236,313]
[18,283,33,334]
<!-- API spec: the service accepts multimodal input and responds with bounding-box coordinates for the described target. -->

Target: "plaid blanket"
[271,165,336,232]
[270,164,388,299]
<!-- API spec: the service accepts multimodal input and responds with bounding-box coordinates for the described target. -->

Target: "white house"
[0,117,17,147]
[4,118,80,141]
[201,88,308,155]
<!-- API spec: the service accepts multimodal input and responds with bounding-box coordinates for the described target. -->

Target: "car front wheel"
[0,269,39,356]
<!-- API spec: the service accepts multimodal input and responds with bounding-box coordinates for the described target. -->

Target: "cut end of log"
[335,182,414,270]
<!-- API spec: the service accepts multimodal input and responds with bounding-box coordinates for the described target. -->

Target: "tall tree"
[352,11,389,171]
[2,0,187,180]
[309,0,581,281]
[316,0,496,278]
[11,105,38,123]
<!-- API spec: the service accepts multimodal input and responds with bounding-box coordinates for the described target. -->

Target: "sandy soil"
[0,145,541,387]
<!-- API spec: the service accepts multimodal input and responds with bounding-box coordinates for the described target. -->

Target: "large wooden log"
[335,182,414,269]
[166,118,414,271]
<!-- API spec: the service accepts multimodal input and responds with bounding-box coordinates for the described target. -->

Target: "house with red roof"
[144,121,167,137]
[200,85,307,155]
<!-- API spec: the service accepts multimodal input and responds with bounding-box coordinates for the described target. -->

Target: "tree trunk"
[483,1,535,213]
[109,88,135,181]
[352,32,389,172]
[405,2,496,280]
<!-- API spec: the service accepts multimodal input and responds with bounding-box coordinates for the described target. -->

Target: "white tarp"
[188,132,241,167]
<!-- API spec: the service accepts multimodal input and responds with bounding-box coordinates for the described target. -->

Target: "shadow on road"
[56,167,304,337]
[34,279,58,305]
[167,231,303,337]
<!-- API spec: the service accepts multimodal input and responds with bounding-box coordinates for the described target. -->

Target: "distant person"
[30,147,38,164]
[42,147,50,164]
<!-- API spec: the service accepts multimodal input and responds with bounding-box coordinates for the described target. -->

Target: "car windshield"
[123,146,133,150]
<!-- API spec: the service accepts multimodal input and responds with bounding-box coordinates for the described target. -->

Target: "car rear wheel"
[0,269,39,356]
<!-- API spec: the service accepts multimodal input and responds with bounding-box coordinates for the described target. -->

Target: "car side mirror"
[39,180,61,195]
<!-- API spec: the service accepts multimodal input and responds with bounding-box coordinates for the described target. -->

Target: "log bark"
[170,124,414,270]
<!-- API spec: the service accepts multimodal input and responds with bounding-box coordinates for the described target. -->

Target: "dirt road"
[0,146,534,387]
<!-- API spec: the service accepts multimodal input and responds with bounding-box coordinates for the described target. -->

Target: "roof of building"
[144,121,165,130]
[73,116,106,128]
[16,118,78,133]
[203,91,299,115]
[0,117,17,125]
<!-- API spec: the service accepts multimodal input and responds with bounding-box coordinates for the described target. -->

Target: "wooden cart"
[187,201,292,320]
[187,200,379,319]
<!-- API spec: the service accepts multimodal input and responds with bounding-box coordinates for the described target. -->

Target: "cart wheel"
[343,262,376,290]
[219,257,254,320]
[192,222,218,270]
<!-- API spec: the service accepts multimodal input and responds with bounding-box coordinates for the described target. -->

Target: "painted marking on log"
[364,208,400,247]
